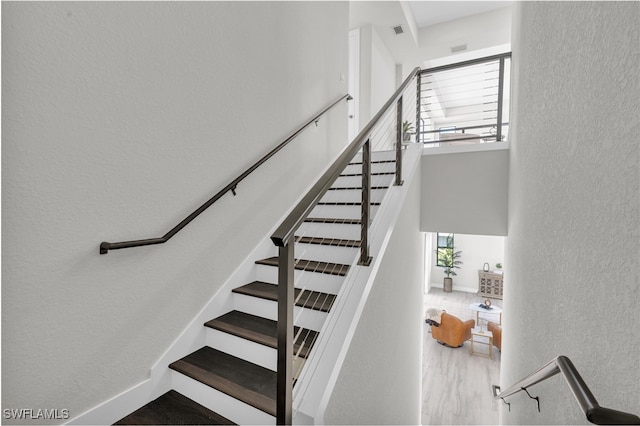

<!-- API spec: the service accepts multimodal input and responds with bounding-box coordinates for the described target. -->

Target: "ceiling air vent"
[393,25,404,35]
[450,44,468,53]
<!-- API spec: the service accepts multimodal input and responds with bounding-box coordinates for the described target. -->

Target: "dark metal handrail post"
[276,240,294,425]
[496,57,505,142]
[395,97,404,186]
[359,139,372,266]
[270,69,420,424]
[415,73,422,144]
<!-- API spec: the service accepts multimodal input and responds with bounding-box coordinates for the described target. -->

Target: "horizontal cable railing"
[270,68,420,249]
[493,355,640,425]
[417,52,511,146]
[271,67,420,424]
[99,94,351,254]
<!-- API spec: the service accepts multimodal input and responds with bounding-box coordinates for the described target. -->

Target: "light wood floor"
[422,288,502,425]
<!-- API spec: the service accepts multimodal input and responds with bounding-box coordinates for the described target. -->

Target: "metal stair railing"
[270,66,421,424]
[417,52,511,145]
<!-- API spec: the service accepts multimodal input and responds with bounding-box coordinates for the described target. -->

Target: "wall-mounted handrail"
[99,94,351,254]
[271,67,420,425]
[494,355,640,425]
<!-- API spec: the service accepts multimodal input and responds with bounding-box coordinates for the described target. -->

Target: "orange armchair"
[488,321,502,350]
[431,312,475,348]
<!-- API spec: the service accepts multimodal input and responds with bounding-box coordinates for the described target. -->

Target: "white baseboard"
[66,376,171,425]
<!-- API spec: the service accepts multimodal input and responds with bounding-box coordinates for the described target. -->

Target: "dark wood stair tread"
[304,217,361,225]
[340,171,395,177]
[295,236,360,248]
[113,390,235,425]
[329,186,388,190]
[317,201,381,206]
[348,159,396,165]
[255,257,350,276]
[204,310,318,358]
[169,347,277,416]
[233,281,336,312]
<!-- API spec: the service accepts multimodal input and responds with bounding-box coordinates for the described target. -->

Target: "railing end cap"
[271,236,286,247]
[100,242,110,255]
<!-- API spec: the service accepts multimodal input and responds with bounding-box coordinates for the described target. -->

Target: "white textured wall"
[503,2,639,424]
[355,24,397,128]
[323,162,423,424]
[2,2,348,421]
[370,26,397,118]
[421,148,509,236]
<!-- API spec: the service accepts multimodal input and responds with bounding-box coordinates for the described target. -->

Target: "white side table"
[469,302,502,325]
[470,328,493,359]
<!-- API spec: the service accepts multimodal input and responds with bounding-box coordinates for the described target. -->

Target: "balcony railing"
[417,52,511,146]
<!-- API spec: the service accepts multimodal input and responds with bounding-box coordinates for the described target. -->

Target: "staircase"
[114,150,398,425]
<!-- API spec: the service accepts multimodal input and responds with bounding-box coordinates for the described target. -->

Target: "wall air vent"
[451,44,468,53]
[393,25,404,35]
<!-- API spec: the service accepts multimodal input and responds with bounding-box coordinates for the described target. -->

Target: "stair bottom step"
[114,390,235,425]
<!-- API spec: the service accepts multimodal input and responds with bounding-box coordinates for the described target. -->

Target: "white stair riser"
[205,328,276,371]
[171,371,275,425]
[233,293,328,331]
[205,325,319,377]
[306,204,380,220]
[351,149,397,162]
[254,264,345,295]
[297,221,362,241]
[320,188,387,203]
[294,242,358,265]
[343,162,396,175]
[334,174,395,188]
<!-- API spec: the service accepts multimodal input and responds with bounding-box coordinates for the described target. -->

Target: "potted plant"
[495,263,503,274]
[402,121,415,143]
[437,241,463,293]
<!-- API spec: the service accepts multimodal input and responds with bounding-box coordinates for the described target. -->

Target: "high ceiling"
[349,1,513,66]
[408,1,512,28]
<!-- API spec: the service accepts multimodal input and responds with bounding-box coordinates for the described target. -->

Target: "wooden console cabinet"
[478,271,504,299]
